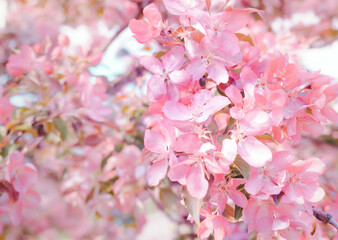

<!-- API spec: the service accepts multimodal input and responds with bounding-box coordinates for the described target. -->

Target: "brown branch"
[101,0,153,53]
[312,206,338,230]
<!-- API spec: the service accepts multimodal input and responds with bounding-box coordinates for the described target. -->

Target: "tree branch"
[312,206,338,230]
[101,0,153,53]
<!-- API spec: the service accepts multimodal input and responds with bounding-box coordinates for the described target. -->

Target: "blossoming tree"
[0,0,337,239]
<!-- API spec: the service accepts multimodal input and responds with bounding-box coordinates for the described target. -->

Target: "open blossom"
[162,0,205,25]
[6,46,36,77]
[144,123,176,186]
[140,46,192,101]
[168,142,218,199]
[245,151,293,198]
[163,89,230,123]
[209,175,247,213]
[186,31,241,84]
[0,151,39,229]
[197,214,231,240]
[221,109,272,168]
[129,3,164,43]
[244,197,308,237]
[283,157,326,205]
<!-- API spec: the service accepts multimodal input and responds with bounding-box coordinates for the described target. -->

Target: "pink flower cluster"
[131,1,338,238]
[0,151,39,232]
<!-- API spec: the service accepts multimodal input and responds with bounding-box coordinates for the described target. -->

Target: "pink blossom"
[283,157,326,204]
[144,123,176,186]
[185,31,241,83]
[140,46,191,101]
[129,3,164,43]
[163,89,230,123]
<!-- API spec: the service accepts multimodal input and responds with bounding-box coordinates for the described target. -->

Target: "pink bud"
[57,34,70,46]
[51,47,62,59]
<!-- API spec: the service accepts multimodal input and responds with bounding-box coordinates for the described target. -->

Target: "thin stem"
[312,206,338,230]
[101,0,153,53]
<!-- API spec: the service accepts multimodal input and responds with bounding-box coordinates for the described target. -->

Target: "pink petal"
[240,67,258,86]
[224,85,242,106]
[302,184,325,203]
[254,205,273,233]
[197,218,213,239]
[187,59,207,81]
[321,106,338,124]
[166,82,180,101]
[266,89,288,109]
[218,31,241,57]
[23,191,41,209]
[186,164,208,199]
[162,0,186,15]
[9,201,23,226]
[163,101,192,121]
[238,136,272,167]
[245,173,264,195]
[272,216,289,231]
[168,163,189,184]
[163,46,185,72]
[173,133,201,153]
[202,96,231,120]
[143,3,162,26]
[220,10,251,32]
[239,110,271,135]
[8,151,24,171]
[169,70,192,86]
[144,129,168,154]
[221,138,237,164]
[128,19,153,43]
[140,55,163,74]
[229,189,248,208]
[147,158,168,186]
[147,75,166,101]
[207,63,229,84]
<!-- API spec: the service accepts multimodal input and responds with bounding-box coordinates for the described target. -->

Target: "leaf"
[182,187,202,225]
[114,143,124,153]
[233,155,250,180]
[53,118,67,141]
[255,133,278,144]
[101,151,113,171]
[311,218,316,236]
[224,204,236,222]
[248,231,258,240]
[234,205,243,220]
[159,188,178,212]
[235,33,254,46]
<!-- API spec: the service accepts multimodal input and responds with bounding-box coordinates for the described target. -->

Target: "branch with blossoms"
[129,1,338,239]
[0,0,337,239]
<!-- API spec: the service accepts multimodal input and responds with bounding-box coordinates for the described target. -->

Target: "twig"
[101,0,153,53]
[312,206,338,230]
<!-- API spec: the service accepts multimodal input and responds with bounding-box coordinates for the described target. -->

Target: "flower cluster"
[131,1,338,239]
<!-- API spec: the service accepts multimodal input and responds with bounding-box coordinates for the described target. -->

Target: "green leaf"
[255,133,278,144]
[114,143,124,153]
[53,118,67,141]
[234,205,243,220]
[101,151,113,170]
[159,188,178,212]
[233,155,250,180]
[182,187,202,225]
